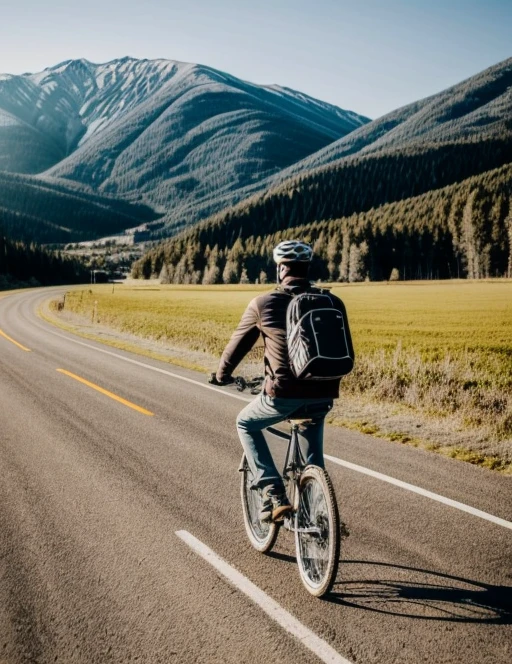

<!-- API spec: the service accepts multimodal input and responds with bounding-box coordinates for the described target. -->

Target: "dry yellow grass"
[52,280,512,470]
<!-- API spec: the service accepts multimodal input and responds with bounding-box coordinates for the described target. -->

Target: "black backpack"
[286,288,354,380]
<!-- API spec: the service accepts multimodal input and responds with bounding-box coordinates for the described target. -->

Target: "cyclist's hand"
[208,373,234,386]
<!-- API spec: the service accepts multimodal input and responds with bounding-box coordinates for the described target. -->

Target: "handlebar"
[234,376,264,394]
[208,373,264,395]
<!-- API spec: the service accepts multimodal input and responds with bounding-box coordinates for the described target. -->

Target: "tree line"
[132,162,512,283]
[0,231,89,289]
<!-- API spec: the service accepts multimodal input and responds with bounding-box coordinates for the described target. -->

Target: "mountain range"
[131,57,512,283]
[0,55,511,283]
[0,57,367,241]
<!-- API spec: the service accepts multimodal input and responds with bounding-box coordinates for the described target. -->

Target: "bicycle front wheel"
[240,456,279,553]
[295,465,340,597]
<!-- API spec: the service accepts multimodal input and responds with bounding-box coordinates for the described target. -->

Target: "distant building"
[90,270,109,284]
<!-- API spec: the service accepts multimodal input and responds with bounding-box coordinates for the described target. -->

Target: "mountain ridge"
[269,56,512,184]
[1,56,511,253]
[130,57,512,282]
[0,56,369,237]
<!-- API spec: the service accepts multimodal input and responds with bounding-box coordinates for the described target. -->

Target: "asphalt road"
[0,287,511,664]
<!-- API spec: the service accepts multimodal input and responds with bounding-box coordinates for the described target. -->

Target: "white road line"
[34,325,251,402]
[324,455,512,531]
[175,530,353,664]
[38,322,512,531]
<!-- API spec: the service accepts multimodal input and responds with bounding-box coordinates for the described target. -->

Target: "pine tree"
[326,234,339,281]
[202,265,220,284]
[461,189,480,278]
[506,201,512,278]
[172,255,187,283]
[240,267,250,284]
[339,229,350,282]
[159,263,171,284]
[222,260,238,284]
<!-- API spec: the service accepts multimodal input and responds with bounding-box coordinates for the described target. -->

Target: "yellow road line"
[56,369,154,416]
[0,329,31,351]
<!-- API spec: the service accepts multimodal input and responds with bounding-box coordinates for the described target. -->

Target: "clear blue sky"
[2,0,510,118]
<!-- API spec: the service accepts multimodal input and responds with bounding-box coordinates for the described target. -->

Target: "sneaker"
[260,484,292,523]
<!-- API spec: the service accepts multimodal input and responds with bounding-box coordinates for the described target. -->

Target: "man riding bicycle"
[210,240,353,523]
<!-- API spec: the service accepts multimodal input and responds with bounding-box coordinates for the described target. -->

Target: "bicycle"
[234,376,341,598]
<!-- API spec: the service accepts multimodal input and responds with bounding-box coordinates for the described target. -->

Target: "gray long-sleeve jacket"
[216,276,350,399]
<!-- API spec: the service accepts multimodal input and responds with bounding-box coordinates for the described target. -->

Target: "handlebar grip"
[235,376,247,391]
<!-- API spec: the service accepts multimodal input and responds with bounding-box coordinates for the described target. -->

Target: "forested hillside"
[1,55,510,272]
[0,172,161,244]
[149,134,511,241]
[0,232,88,289]
[132,58,512,282]
[133,163,512,283]
[271,56,512,183]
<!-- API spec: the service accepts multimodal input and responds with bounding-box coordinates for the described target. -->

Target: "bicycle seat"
[287,401,333,424]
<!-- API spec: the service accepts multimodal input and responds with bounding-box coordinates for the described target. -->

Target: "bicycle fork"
[282,424,323,537]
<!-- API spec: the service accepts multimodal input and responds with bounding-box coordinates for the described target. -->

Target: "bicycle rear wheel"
[295,465,340,597]
[240,456,279,553]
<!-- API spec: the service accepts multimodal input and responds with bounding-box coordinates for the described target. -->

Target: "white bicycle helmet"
[273,240,313,264]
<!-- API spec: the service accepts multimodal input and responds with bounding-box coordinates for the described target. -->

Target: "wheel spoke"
[298,482,329,582]
[295,468,340,596]
[241,458,278,553]
[247,485,269,538]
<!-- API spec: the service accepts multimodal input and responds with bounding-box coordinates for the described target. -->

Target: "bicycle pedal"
[272,505,293,522]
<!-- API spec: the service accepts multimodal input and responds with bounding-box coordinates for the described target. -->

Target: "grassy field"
[52,281,512,471]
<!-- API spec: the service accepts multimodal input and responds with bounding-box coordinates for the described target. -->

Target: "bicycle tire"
[240,456,279,553]
[294,465,340,597]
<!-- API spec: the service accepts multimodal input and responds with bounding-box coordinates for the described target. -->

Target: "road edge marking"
[0,328,31,351]
[324,455,512,531]
[56,369,154,416]
[43,327,251,402]
[175,530,353,664]
[39,324,512,530]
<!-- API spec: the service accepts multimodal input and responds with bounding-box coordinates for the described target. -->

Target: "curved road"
[0,287,511,664]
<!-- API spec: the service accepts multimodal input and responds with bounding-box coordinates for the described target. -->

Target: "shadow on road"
[327,560,512,623]
[267,550,296,564]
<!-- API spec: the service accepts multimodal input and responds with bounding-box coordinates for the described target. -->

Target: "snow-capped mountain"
[0,57,369,233]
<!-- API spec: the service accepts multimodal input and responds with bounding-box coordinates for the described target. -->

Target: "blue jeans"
[236,393,333,489]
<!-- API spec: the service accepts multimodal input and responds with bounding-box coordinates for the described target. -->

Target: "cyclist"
[209,240,351,522]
